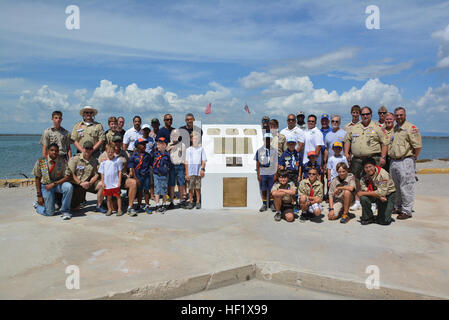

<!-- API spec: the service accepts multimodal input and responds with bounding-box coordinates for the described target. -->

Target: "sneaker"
[105,210,113,216]
[299,212,309,223]
[186,202,194,210]
[349,202,361,211]
[127,207,137,216]
[135,205,144,213]
[96,206,107,214]
[180,201,188,209]
[270,203,276,212]
[196,202,201,210]
[80,200,87,208]
[274,212,282,222]
[340,214,350,224]
[361,218,375,225]
[167,202,175,210]
[33,201,38,209]
[377,218,394,225]
[159,206,167,214]
[259,204,268,212]
[144,205,153,214]
[116,210,124,216]
[61,212,72,220]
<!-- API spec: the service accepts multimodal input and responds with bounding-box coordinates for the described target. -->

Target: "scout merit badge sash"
[365,166,382,191]
[39,155,56,185]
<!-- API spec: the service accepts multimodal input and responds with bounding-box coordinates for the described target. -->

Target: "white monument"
[201,124,263,210]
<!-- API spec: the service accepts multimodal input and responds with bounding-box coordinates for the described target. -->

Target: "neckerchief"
[135,153,144,170]
[366,166,382,191]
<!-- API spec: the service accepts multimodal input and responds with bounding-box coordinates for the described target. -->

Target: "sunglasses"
[287,118,296,121]
[378,112,386,114]
[308,120,316,123]
[361,113,371,116]
[331,120,340,123]
[164,118,173,121]
[309,173,317,176]
[84,112,94,115]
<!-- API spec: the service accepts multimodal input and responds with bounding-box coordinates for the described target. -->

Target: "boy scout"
[388,107,422,220]
[71,106,105,158]
[358,157,396,225]
[298,168,323,222]
[40,111,72,159]
[271,170,297,222]
[67,141,106,212]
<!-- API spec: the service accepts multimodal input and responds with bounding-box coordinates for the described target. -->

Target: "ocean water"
[0,135,448,179]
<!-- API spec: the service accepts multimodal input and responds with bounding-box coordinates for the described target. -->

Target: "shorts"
[169,164,186,187]
[136,172,151,192]
[260,174,275,192]
[307,202,323,214]
[103,187,120,197]
[188,175,201,190]
[153,174,168,196]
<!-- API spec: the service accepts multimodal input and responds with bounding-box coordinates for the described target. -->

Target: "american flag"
[244,103,250,114]
[205,102,211,115]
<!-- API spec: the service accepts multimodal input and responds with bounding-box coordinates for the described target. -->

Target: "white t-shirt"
[98,159,123,189]
[324,128,347,158]
[123,127,143,151]
[327,155,349,181]
[302,127,324,164]
[185,146,207,176]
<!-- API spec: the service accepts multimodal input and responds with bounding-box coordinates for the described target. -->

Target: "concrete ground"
[0,174,448,299]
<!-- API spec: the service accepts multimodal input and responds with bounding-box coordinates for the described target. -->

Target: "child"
[298,168,324,222]
[98,143,123,216]
[326,141,349,186]
[153,137,172,213]
[129,138,153,215]
[185,132,207,209]
[254,132,278,212]
[279,136,302,213]
[302,151,322,180]
[271,170,297,222]
[167,129,187,208]
[141,124,156,200]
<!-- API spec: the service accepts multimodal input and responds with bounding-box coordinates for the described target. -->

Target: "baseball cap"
[321,114,330,120]
[83,141,94,149]
[263,132,273,139]
[286,136,296,143]
[112,134,123,142]
[141,124,151,130]
[151,118,160,124]
[261,116,270,122]
[332,141,343,148]
[134,138,148,148]
[307,151,316,157]
[296,111,305,116]
[156,137,167,144]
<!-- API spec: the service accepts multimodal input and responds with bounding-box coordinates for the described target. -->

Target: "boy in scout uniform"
[71,106,105,158]
[40,111,72,160]
[388,107,422,220]
[269,119,287,157]
[33,143,73,219]
[67,141,106,212]
[298,168,323,222]
[271,170,297,222]
[358,157,396,225]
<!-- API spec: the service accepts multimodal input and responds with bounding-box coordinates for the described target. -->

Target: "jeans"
[38,182,74,216]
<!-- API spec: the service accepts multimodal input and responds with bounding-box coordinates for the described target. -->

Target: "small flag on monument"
[205,102,212,115]
[244,103,250,114]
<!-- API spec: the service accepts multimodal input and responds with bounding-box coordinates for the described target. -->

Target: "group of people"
[33,106,206,220]
[254,105,422,226]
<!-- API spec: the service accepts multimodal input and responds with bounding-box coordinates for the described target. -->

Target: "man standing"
[117,116,126,138]
[261,116,270,133]
[71,106,105,158]
[269,119,287,157]
[296,111,307,130]
[40,110,72,160]
[344,106,389,210]
[320,113,332,167]
[324,115,346,164]
[388,107,422,220]
[344,105,361,132]
[157,113,175,143]
[179,113,203,146]
[33,143,73,220]
[123,116,143,156]
[375,106,388,127]
[280,114,305,156]
[150,118,160,139]
[302,115,324,166]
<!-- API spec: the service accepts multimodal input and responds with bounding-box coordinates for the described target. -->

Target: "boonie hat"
[80,106,98,117]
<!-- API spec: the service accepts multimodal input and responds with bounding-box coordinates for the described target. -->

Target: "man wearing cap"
[98,134,139,216]
[157,113,175,143]
[344,105,361,132]
[254,132,278,212]
[296,111,307,130]
[71,106,105,158]
[123,116,143,156]
[280,114,305,156]
[269,119,287,157]
[261,116,270,133]
[41,110,72,160]
[388,107,422,220]
[302,114,325,166]
[344,106,389,210]
[67,141,106,213]
[375,106,388,127]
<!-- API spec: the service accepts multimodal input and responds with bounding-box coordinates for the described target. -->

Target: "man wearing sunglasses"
[157,114,175,144]
[280,113,305,157]
[71,106,105,158]
[375,106,388,128]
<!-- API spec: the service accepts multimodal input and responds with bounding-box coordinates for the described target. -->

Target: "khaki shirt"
[105,130,120,145]
[66,153,99,182]
[98,150,129,174]
[343,121,359,132]
[360,167,395,197]
[271,133,287,156]
[298,178,323,199]
[32,156,68,182]
[374,121,385,128]
[344,120,388,157]
[271,181,296,204]
[383,127,394,143]
[40,126,72,156]
[388,121,422,159]
[328,173,356,200]
[71,121,105,147]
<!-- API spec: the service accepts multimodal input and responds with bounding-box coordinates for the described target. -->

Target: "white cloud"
[432,24,449,69]
[416,83,449,113]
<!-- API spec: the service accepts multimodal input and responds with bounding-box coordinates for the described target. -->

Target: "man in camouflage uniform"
[388,107,422,220]
[71,106,105,158]
[358,157,396,225]
[66,141,106,212]
[40,110,72,160]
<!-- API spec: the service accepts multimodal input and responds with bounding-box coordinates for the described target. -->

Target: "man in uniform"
[343,105,361,132]
[344,106,389,210]
[33,143,73,219]
[40,110,72,160]
[388,107,422,220]
[358,157,396,225]
[71,106,105,158]
[375,106,388,127]
[67,141,106,212]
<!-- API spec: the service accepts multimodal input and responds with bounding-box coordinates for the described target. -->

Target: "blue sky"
[1,0,449,134]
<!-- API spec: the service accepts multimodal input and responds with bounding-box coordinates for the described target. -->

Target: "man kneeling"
[298,168,323,222]
[357,157,396,226]
[33,143,73,220]
[271,170,297,222]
